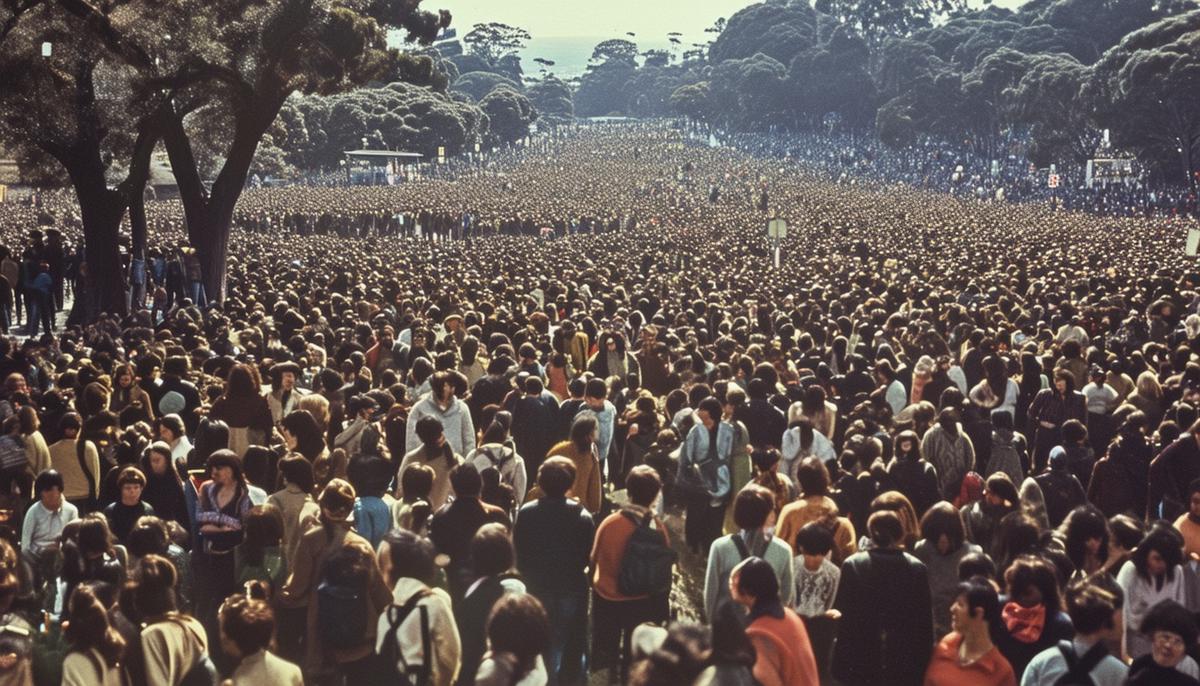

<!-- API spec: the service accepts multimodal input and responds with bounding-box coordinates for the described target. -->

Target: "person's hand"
[824,609,842,620]
[1039,421,1055,429]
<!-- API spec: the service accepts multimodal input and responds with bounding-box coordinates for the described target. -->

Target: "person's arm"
[703,540,721,621]
[20,504,36,552]
[86,442,101,498]
[460,404,475,455]
[587,453,601,513]
[511,458,527,506]
[777,543,795,609]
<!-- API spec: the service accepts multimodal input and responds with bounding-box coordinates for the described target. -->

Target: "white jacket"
[375,578,462,686]
[406,395,475,457]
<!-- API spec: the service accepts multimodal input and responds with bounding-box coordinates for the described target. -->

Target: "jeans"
[26,292,52,337]
[535,588,587,684]
[189,280,207,308]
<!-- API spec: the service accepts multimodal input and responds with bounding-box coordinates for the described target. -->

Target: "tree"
[590,38,639,66]
[816,0,967,51]
[480,86,537,145]
[462,22,530,65]
[527,75,573,122]
[1088,9,1200,189]
[708,3,818,66]
[0,0,163,318]
[451,71,519,101]
[671,81,712,121]
[1007,52,1096,167]
[786,26,877,129]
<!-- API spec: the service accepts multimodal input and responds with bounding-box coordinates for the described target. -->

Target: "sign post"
[767,218,787,269]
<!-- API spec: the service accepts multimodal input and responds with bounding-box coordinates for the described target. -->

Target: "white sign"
[767,218,788,239]
[1187,228,1200,257]
[1048,174,1060,189]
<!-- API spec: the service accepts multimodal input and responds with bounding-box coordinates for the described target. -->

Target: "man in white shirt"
[21,469,79,588]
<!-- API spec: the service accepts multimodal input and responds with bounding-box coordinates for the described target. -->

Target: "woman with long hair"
[195,450,253,637]
[396,416,462,511]
[122,554,214,686]
[914,502,982,638]
[140,441,191,535]
[62,584,126,686]
[109,363,154,421]
[1118,523,1188,659]
[208,364,274,459]
[280,410,327,463]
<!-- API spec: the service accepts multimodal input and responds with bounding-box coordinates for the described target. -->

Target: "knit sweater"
[704,533,794,620]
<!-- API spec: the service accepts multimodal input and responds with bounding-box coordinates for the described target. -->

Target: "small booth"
[342,149,424,185]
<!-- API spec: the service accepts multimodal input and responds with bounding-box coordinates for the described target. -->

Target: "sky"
[418,0,1029,76]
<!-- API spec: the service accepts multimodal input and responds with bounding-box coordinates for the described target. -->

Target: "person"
[233,505,287,592]
[693,601,758,685]
[704,484,794,620]
[679,397,734,554]
[267,362,305,425]
[1033,446,1087,528]
[1089,410,1151,518]
[832,510,933,686]
[915,501,983,638]
[140,440,190,533]
[194,450,253,631]
[923,408,976,501]
[406,371,475,456]
[539,413,602,515]
[465,415,528,508]
[991,555,1074,678]
[1125,599,1200,685]
[923,576,1016,686]
[590,465,669,684]
[208,364,274,459]
[397,416,461,511]
[21,469,79,584]
[428,463,511,600]
[728,556,819,686]
[1117,523,1188,659]
[512,456,594,684]
[267,454,319,569]
[100,465,153,542]
[579,379,616,476]
[122,554,216,686]
[508,375,560,485]
[454,523,526,685]
[1026,370,1087,474]
[158,414,193,466]
[1021,579,1127,686]
[62,583,126,686]
[348,453,393,548]
[218,593,303,685]
[0,570,32,685]
[127,516,194,613]
[18,406,49,480]
[475,592,551,686]
[392,462,435,534]
[776,457,857,564]
[790,521,840,679]
[48,413,100,513]
[375,529,462,686]
[885,429,940,517]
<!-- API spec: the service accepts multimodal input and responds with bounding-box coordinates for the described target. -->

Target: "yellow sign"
[0,185,6,203]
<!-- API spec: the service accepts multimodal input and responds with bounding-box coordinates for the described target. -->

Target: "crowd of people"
[0,122,1196,685]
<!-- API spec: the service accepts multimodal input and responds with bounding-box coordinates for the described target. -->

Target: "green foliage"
[463,22,530,65]
[480,86,536,145]
[451,71,519,101]
[527,75,574,122]
[708,2,819,65]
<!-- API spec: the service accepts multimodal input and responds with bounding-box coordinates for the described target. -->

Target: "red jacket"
[745,606,820,686]
[923,633,1016,686]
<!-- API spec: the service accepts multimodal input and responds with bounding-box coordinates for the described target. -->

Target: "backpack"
[379,589,434,686]
[617,510,677,597]
[1053,639,1109,686]
[0,435,25,472]
[316,548,371,652]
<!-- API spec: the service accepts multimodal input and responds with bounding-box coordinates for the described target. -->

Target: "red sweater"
[745,607,820,686]
[923,633,1016,686]
[590,507,669,601]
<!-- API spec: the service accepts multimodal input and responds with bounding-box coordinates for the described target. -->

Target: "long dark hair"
[486,593,550,683]
[281,410,325,461]
[710,600,756,668]
[65,584,126,669]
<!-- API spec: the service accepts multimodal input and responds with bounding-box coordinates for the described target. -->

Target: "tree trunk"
[70,180,128,321]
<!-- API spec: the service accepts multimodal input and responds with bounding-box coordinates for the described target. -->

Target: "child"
[793,521,841,681]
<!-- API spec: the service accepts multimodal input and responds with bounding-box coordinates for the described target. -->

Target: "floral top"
[792,556,840,618]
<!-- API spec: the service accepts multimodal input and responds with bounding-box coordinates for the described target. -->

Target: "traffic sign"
[1048,174,1060,189]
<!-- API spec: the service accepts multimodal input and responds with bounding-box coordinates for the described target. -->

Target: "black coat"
[509,393,560,481]
[513,496,594,595]
[736,399,786,450]
[832,548,933,686]
[454,575,507,686]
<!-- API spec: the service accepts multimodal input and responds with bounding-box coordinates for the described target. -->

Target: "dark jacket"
[509,393,560,482]
[1126,653,1200,686]
[832,548,933,686]
[736,399,787,450]
[1148,435,1200,521]
[1034,468,1087,528]
[512,496,594,595]
[884,456,940,517]
[454,575,507,686]
[429,497,511,599]
[1088,432,1152,518]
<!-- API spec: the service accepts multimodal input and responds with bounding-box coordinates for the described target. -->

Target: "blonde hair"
[298,394,330,431]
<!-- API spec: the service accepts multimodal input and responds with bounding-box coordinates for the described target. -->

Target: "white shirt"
[21,499,79,554]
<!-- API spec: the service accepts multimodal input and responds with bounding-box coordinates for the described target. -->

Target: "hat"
[269,361,302,383]
[158,391,186,416]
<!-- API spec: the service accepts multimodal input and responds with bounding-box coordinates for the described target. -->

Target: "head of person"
[449,462,482,500]
[569,413,598,453]
[318,478,356,523]
[1140,599,1197,669]
[206,450,245,489]
[471,523,514,579]
[127,516,171,559]
[415,415,446,450]
[379,528,438,587]
[117,466,147,506]
[794,456,831,497]
[584,378,608,410]
[921,501,967,556]
[951,575,1001,635]
[709,599,756,668]
[728,556,779,610]
[64,584,126,668]
[280,410,324,460]
[1132,523,1185,582]
[732,484,775,535]
[1065,578,1124,640]
[157,414,185,443]
[125,554,178,622]
[535,456,576,499]
[430,371,456,403]
[277,454,315,494]
[1004,555,1061,612]
[867,510,905,550]
[35,469,64,510]
[485,593,550,681]
[625,465,662,508]
[143,441,175,478]
[1061,506,1110,571]
[696,397,723,429]
[218,593,276,661]
[795,521,835,571]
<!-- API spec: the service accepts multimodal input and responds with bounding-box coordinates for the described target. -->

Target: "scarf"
[1002,602,1046,644]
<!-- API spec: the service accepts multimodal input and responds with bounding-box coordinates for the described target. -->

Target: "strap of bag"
[76,439,96,500]
[386,590,432,682]
[731,533,751,561]
[1057,640,1079,674]
[418,603,432,684]
[1072,639,1109,676]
